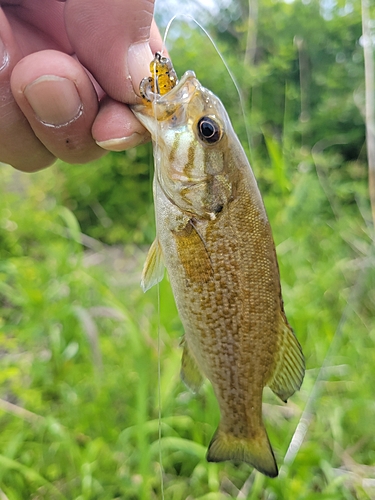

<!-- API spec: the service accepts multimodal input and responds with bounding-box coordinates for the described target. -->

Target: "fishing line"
[156,277,165,500]
[154,191,165,500]
[161,14,252,157]
[147,52,165,498]
[155,149,166,497]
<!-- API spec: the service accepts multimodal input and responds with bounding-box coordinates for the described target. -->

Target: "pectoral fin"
[173,221,213,283]
[180,337,204,393]
[267,318,305,402]
[141,238,165,292]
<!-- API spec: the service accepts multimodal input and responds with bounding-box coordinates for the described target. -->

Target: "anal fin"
[267,318,305,402]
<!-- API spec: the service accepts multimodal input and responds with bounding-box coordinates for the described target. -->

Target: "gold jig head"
[139,52,178,104]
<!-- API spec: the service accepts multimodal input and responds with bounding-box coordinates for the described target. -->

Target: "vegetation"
[0,0,374,498]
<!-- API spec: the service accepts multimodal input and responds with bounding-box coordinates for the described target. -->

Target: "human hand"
[0,0,162,172]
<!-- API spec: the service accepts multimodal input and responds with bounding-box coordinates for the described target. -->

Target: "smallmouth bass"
[131,53,304,478]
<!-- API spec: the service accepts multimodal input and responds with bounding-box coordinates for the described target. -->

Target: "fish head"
[132,71,244,218]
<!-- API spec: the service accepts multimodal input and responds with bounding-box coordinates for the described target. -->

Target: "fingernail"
[127,42,153,96]
[96,132,150,151]
[24,75,82,126]
[0,37,9,71]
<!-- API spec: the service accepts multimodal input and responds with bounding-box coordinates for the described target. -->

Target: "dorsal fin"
[267,317,305,402]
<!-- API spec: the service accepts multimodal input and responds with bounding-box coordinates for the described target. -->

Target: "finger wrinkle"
[0,99,16,119]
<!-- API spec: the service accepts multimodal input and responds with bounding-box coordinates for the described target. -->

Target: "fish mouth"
[139,70,198,105]
[131,70,201,128]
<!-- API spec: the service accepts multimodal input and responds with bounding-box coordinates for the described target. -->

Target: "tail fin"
[206,424,278,478]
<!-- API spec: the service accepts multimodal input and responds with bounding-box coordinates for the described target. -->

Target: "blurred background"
[0,0,374,498]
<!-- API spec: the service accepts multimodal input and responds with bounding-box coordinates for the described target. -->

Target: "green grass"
[0,151,374,500]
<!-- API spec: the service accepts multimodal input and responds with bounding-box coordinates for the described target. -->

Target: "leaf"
[57,205,83,248]
[262,128,290,193]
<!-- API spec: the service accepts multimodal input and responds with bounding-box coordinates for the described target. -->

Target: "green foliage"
[1,153,374,498]
[48,146,155,245]
[1,0,374,498]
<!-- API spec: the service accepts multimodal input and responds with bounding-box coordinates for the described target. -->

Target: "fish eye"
[197,116,222,144]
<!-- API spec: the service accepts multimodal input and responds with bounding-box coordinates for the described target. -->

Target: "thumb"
[64,0,158,104]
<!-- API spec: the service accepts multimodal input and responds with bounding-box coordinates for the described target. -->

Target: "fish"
[131,53,305,478]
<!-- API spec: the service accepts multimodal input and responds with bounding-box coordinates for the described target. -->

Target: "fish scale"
[132,53,305,477]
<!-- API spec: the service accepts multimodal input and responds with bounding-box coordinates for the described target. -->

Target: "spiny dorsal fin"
[267,317,305,402]
[180,337,204,393]
[141,238,164,292]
